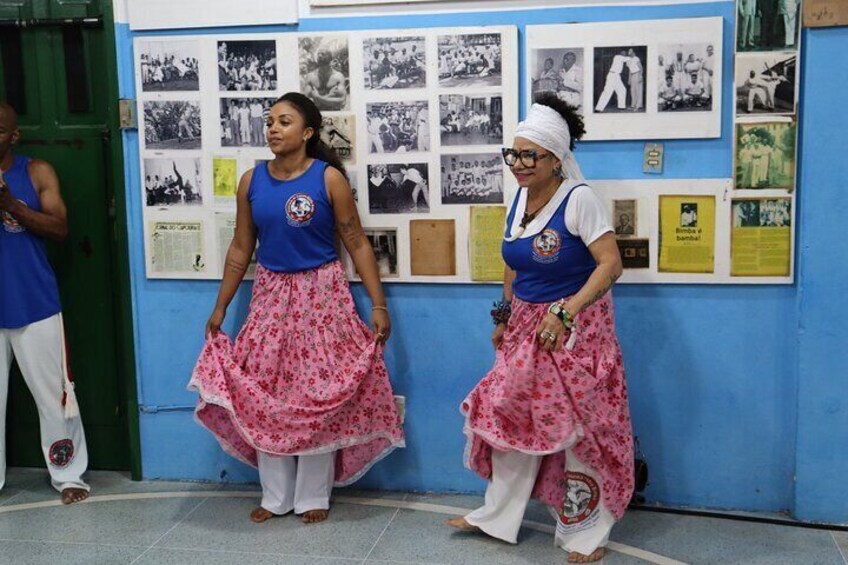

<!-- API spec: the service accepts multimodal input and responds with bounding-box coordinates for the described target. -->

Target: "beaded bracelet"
[490,299,512,325]
[548,300,575,330]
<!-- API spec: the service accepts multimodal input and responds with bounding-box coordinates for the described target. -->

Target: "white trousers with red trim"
[464,449,614,555]
[0,314,89,493]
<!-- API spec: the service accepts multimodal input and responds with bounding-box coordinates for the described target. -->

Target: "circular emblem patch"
[532,228,561,263]
[558,471,600,525]
[49,439,75,468]
[1,200,27,233]
[285,193,316,226]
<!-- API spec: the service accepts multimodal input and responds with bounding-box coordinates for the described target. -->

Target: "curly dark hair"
[531,92,586,151]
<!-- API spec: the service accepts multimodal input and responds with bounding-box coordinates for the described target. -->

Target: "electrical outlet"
[643,143,664,174]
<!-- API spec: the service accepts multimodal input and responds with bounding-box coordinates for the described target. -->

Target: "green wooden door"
[0,0,138,472]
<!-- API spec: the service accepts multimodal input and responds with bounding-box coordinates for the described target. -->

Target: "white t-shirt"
[507,181,613,247]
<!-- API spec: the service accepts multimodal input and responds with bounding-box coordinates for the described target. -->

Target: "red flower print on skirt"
[188,261,405,486]
[461,294,634,519]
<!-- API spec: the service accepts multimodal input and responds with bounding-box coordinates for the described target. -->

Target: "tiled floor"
[0,468,845,565]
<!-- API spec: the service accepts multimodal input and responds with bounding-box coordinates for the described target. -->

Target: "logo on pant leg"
[558,471,600,525]
[49,439,75,468]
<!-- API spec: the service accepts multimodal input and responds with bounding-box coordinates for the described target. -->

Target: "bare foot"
[61,488,89,505]
[300,509,329,524]
[444,516,479,532]
[250,507,276,523]
[567,547,605,563]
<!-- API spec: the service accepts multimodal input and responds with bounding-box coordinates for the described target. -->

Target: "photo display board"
[135,26,519,281]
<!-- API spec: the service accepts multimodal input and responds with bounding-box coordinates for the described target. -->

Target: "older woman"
[447,93,633,563]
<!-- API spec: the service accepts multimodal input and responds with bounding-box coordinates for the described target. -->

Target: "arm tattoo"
[580,273,620,312]
[337,216,366,251]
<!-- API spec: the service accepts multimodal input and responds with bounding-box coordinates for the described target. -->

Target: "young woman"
[189,92,404,525]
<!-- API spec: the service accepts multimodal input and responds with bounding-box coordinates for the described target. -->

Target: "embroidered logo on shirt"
[48,439,75,468]
[285,193,316,227]
[1,200,27,233]
[558,471,601,525]
[531,228,561,263]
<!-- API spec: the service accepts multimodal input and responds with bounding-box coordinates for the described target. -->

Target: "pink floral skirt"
[461,294,634,519]
[188,261,405,486]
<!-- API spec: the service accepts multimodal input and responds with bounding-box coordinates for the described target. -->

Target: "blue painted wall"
[115,2,847,522]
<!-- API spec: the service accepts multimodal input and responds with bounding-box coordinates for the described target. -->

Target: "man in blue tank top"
[0,102,90,504]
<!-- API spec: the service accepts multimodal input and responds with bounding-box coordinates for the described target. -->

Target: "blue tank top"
[249,159,338,273]
[502,183,597,303]
[0,155,62,328]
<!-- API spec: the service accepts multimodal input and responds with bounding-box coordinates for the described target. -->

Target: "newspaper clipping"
[215,212,256,278]
[659,195,715,273]
[731,198,791,276]
[150,221,206,274]
[469,206,507,281]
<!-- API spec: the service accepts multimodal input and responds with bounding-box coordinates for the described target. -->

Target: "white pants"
[465,449,614,555]
[783,12,797,46]
[0,314,89,493]
[595,72,626,112]
[257,450,335,515]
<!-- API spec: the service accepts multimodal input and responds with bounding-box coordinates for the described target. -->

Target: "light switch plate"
[644,143,664,174]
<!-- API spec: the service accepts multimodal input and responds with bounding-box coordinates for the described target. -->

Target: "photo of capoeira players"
[0,102,90,505]
[593,46,647,114]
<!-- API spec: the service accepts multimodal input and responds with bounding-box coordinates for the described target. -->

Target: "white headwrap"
[513,103,584,181]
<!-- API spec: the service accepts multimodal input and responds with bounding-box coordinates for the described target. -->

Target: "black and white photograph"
[348,171,359,202]
[368,163,430,214]
[735,52,796,115]
[736,121,796,189]
[143,101,201,150]
[657,44,716,112]
[363,36,426,90]
[439,94,503,146]
[139,41,199,92]
[738,0,800,52]
[321,115,356,163]
[592,46,647,114]
[613,199,637,236]
[531,48,584,113]
[437,33,502,87]
[366,229,399,278]
[217,40,277,92]
[680,203,698,227]
[366,101,430,154]
[219,98,275,147]
[299,36,350,112]
[440,154,503,204]
[143,158,202,207]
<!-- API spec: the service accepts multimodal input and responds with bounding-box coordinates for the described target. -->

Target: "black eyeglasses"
[501,148,552,168]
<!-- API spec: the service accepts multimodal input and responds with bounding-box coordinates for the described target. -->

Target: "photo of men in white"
[363,36,426,90]
[366,102,429,154]
[593,46,647,113]
[219,98,274,147]
[438,33,502,87]
[217,40,277,92]
[735,52,796,115]
[738,0,800,52]
[531,48,584,113]
[139,41,199,92]
[657,44,715,112]
[440,154,504,205]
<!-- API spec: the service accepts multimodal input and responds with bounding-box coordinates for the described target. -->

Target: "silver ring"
[546,334,556,341]
[540,330,552,339]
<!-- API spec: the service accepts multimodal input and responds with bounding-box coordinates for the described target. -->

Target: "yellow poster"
[469,206,506,282]
[659,195,715,273]
[213,157,237,201]
[731,198,791,276]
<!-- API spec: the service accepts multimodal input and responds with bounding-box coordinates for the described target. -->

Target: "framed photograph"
[367,163,430,214]
[217,40,277,91]
[366,101,430,154]
[735,52,797,116]
[737,0,800,52]
[526,17,723,140]
[219,98,275,147]
[139,40,199,91]
[142,100,201,150]
[530,48,584,113]
[438,94,503,147]
[592,46,647,114]
[657,44,716,112]
[299,36,350,111]
[735,120,796,189]
[143,157,202,206]
[363,36,426,90]
[437,33,502,87]
[440,154,504,204]
[613,199,637,236]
